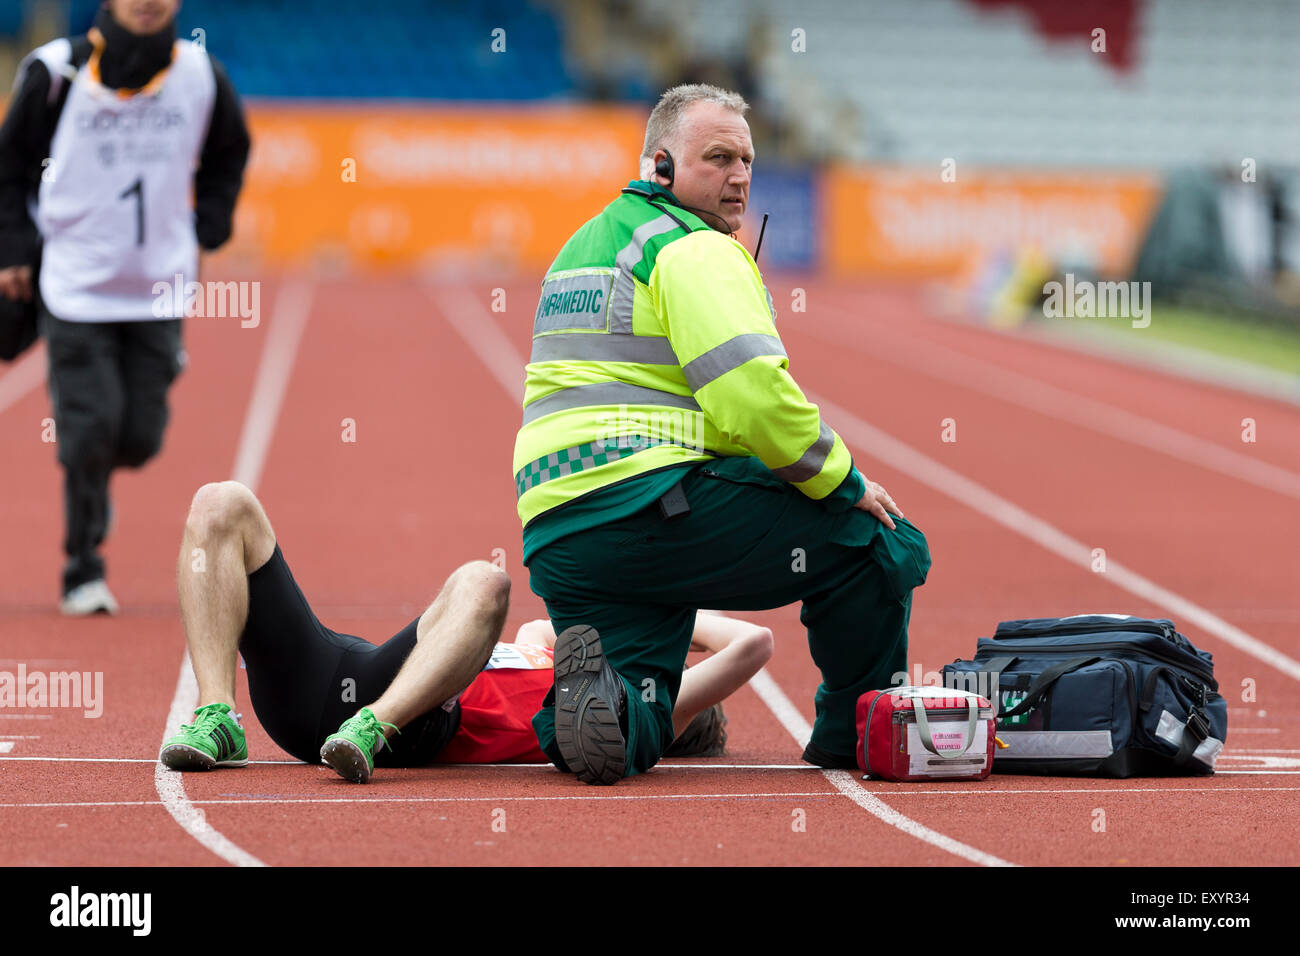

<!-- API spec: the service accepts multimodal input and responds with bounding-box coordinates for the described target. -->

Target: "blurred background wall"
[2,0,1297,320]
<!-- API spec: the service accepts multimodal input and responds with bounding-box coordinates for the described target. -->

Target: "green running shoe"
[159,702,248,770]
[319,707,399,783]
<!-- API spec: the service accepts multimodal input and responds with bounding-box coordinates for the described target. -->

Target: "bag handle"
[999,656,1100,719]
[911,694,980,760]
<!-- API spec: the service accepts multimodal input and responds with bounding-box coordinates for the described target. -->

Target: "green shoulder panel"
[547,182,714,283]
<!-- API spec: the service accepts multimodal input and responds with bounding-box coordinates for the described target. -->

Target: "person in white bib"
[0,0,250,613]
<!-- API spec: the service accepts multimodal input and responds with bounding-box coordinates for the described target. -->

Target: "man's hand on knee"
[854,478,903,530]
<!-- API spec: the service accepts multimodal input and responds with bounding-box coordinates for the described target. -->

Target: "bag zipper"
[979,639,1216,687]
[892,706,995,722]
[995,619,1175,641]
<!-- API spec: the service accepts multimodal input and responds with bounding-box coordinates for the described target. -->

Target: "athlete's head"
[663,702,729,758]
[106,0,180,36]
[640,84,753,235]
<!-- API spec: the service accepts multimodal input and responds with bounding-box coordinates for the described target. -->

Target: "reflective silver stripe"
[770,421,836,483]
[530,333,679,365]
[533,270,615,335]
[994,731,1114,759]
[1155,709,1224,767]
[764,285,777,324]
[521,382,700,425]
[608,214,680,334]
[680,333,787,392]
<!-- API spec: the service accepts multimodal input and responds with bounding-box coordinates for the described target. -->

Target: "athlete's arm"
[672,613,772,738]
[514,619,554,647]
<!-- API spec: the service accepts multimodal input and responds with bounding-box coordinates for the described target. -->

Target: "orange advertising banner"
[825,165,1162,279]
[225,103,646,271]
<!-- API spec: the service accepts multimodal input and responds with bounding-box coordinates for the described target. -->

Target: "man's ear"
[652,149,673,187]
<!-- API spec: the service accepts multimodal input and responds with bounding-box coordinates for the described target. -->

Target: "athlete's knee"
[453,560,511,616]
[185,481,264,545]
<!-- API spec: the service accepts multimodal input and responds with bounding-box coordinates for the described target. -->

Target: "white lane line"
[433,284,525,404]
[1,757,303,764]
[0,755,815,769]
[0,342,45,417]
[750,669,1018,867]
[230,279,314,491]
[155,278,314,868]
[155,651,265,866]
[1215,770,1300,775]
[11,784,1298,811]
[807,312,1300,501]
[5,792,848,809]
[432,286,1017,867]
[809,390,1300,685]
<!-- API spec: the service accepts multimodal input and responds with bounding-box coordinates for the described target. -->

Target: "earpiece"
[654,149,675,188]
[640,146,752,240]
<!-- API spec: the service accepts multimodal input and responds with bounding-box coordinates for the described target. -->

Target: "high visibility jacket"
[513,180,860,530]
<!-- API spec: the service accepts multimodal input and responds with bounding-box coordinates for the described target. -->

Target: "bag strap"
[999,656,1100,719]
[1174,709,1211,767]
[982,656,1018,676]
[1141,667,1214,767]
[912,695,980,760]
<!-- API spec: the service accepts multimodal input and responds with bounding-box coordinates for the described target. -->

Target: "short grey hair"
[639,84,750,178]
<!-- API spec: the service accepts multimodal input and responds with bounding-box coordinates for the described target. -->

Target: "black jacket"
[0,28,251,270]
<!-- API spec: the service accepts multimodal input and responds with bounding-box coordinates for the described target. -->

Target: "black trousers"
[41,307,184,592]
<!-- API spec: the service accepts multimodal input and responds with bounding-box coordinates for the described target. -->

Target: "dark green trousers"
[527,456,931,777]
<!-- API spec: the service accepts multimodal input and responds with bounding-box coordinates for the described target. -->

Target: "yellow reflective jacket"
[514,180,862,532]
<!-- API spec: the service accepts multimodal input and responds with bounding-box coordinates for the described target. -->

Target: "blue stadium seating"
[65,0,575,99]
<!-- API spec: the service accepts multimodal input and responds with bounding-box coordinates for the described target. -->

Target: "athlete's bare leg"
[177,481,277,710]
[364,562,510,734]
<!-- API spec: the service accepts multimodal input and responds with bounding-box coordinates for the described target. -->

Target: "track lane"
[0,278,285,864]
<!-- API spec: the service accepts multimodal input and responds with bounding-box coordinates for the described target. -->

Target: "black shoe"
[801,740,859,770]
[552,625,627,786]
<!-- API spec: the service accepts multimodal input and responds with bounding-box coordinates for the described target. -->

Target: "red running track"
[0,272,1296,866]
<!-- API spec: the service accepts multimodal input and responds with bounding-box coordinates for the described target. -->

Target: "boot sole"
[159,744,247,771]
[320,738,373,783]
[553,626,626,786]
